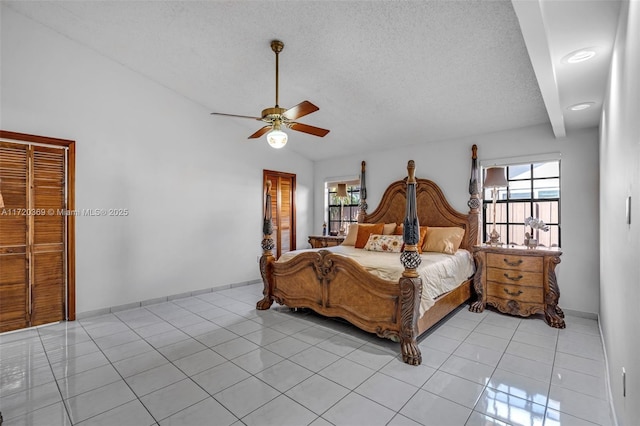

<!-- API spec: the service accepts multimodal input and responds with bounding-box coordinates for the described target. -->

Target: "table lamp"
[484,167,508,245]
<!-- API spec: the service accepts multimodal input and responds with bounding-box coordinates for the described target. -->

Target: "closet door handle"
[503,273,523,281]
[503,258,523,267]
[504,288,523,297]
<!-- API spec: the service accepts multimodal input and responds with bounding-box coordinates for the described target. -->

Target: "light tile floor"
[0,283,614,425]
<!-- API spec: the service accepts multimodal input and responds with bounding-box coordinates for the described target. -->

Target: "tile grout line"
[118,300,244,424]
[75,313,161,425]
[2,285,615,426]
[455,308,502,425]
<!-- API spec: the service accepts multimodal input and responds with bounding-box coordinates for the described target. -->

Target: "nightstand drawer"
[487,268,543,286]
[487,282,543,303]
[487,253,542,272]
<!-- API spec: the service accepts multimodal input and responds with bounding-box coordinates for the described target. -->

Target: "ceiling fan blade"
[248,126,272,139]
[211,112,262,120]
[282,101,319,120]
[289,122,330,137]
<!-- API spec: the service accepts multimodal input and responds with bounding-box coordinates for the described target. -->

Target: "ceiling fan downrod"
[271,40,284,108]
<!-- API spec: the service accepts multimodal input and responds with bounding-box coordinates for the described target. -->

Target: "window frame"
[481,158,561,247]
[325,179,360,236]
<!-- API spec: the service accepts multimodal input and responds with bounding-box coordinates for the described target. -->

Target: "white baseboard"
[598,313,619,426]
[76,279,262,319]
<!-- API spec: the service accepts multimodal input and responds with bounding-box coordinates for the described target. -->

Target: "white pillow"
[382,223,397,235]
[422,227,465,254]
[342,223,358,246]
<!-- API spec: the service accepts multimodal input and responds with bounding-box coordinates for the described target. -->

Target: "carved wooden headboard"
[358,146,481,251]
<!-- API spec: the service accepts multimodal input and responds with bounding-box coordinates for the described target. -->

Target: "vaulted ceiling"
[4,0,620,161]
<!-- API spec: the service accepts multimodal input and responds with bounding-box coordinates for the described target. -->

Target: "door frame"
[263,170,296,257]
[0,130,76,321]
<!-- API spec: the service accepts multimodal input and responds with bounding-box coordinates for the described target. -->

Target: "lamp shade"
[337,183,348,198]
[484,167,508,188]
[266,129,288,149]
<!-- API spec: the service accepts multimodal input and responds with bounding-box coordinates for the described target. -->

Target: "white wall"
[1,6,314,314]
[0,4,604,325]
[314,123,600,315]
[599,1,640,423]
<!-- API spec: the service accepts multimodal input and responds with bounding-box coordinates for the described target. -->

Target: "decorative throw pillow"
[422,226,465,254]
[364,234,403,253]
[382,223,397,235]
[394,223,428,253]
[355,223,385,248]
[342,223,358,246]
[417,226,428,253]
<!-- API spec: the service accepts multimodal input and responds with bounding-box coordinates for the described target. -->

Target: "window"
[326,181,360,236]
[483,161,560,247]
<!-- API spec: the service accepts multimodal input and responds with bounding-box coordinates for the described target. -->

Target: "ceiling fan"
[211,40,330,149]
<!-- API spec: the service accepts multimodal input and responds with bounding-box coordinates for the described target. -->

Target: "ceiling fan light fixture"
[266,120,288,148]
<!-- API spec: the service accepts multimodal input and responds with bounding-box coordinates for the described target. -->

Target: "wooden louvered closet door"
[0,142,29,331]
[31,147,66,327]
[263,170,296,258]
[0,142,67,332]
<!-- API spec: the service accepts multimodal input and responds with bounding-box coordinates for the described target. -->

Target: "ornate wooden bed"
[257,146,481,365]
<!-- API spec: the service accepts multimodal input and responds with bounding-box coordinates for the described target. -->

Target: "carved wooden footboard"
[258,147,481,365]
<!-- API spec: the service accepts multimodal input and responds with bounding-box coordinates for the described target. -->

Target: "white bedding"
[277,245,475,316]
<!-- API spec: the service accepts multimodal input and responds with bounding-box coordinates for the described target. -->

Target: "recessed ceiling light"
[563,49,596,64]
[568,102,595,111]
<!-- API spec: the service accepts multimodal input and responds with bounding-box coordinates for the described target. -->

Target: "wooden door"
[263,170,296,258]
[0,143,29,331]
[30,147,66,326]
[0,131,75,332]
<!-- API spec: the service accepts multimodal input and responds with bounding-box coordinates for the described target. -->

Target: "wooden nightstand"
[308,235,345,248]
[470,244,565,328]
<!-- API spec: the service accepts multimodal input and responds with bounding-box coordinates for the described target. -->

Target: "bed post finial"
[407,160,416,182]
[257,180,275,310]
[467,145,481,246]
[358,161,368,223]
[467,145,480,213]
[399,160,423,365]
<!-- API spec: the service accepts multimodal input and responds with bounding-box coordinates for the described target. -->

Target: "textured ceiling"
[3,1,619,161]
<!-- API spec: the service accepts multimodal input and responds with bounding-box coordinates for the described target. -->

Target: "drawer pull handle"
[503,258,523,267]
[504,288,523,297]
[503,273,523,281]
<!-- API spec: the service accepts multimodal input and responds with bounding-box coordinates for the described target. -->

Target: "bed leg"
[399,276,422,365]
[257,254,275,310]
[401,340,422,366]
[469,250,486,313]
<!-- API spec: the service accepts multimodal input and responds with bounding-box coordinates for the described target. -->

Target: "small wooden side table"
[308,235,345,248]
[470,244,565,328]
